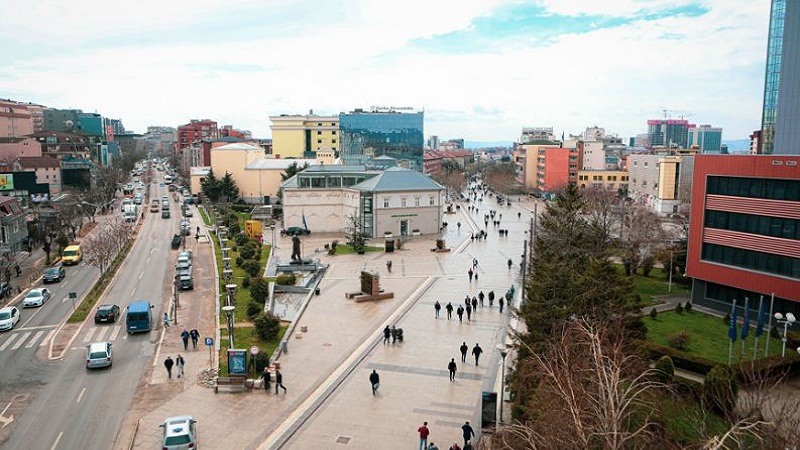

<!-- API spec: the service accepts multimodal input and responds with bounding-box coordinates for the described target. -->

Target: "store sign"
[0,174,13,191]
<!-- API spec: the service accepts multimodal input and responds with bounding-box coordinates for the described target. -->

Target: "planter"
[411,230,421,236]
[383,232,393,238]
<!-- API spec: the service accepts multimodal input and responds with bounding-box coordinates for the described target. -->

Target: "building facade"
[687,154,800,315]
[177,120,218,150]
[339,108,424,169]
[647,119,692,149]
[269,114,339,159]
[687,124,723,153]
[0,196,28,254]
[628,154,694,215]
[576,169,629,192]
[520,127,556,143]
[0,100,35,138]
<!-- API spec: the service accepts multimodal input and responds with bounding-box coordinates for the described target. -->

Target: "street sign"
[68,292,77,299]
[249,345,260,356]
[204,337,214,346]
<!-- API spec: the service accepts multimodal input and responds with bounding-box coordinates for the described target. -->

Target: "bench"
[214,375,247,393]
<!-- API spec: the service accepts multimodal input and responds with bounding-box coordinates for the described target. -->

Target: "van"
[62,245,82,265]
[126,301,153,334]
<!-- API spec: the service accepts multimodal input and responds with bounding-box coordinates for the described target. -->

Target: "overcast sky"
[0,0,770,142]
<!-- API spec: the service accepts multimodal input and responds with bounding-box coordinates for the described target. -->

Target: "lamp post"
[774,312,796,357]
[222,305,235,349]
[498,346,508,425]
[668,238,674,293]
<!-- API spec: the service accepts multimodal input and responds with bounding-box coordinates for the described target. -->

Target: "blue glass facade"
[760,0,786,154]
[773,0,800,155]
[339,111,424,169]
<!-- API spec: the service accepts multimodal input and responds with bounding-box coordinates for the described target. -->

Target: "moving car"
[0,306,20,331]
[95,304,121,323]
[284,226,311,236]
[171,234,182,249]
[22,288,51,307]
[160,416,197,450]
[43,266,65,283]
[62,245,82,265]
[86,341,112,369]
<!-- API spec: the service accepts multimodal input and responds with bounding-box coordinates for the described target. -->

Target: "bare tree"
[619,206,666,276]
[582,186,623,249]
[83,216,133,274]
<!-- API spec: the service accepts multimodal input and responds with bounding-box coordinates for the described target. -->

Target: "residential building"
[750,130,762,155]
[647,119,692,149]
[0,137,42,162]
[43,108,82,133]
[520,127,556,143]
[576,169,629,193]
[15,157,62,197]
[0,196,27,253]
[515,142,579,197]
[0,172,50,209]
[220,125,250,140]
[632,133,649,148]
[627,153,694,215]
[177,119,218,150]
[427,135,440,150]
[581,140,605,170]
[339,108,424,169]
[0,100,35,138]
[760,0,800,155]
[584,126,605,141]
[423,150,474,176]
[281,166,444,237]
[686,154,800,314]
[269,113,339,159]
[687,124,723,153]
[29,131,94,160]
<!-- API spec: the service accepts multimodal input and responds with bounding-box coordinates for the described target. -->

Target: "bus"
[126,301,153,334]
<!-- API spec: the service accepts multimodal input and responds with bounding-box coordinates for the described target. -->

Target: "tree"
[345,214,366,252]
[483,162,518,195]
[201,168,221,202]
[83,216,133,274]
[218,172,240,203]
[30,214,60,265]
[281,161,309,181]
[250,277,269,305]
[253,311,281,341]
[618,206,665,276]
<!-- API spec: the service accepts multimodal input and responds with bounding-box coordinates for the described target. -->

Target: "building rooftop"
[212,143,262,151]
[245,158,318,170]
[353,167,443,192]
[18,156,60,168]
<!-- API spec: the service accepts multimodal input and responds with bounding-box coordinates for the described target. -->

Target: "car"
[95,304,121,323]
[86,341,112,369]
[182,208,193,218]
[22,288,51,307]
[178,250,193,262]
[175,260,192,271]
[160,416,197,450]
[178,274,194,291]
[43,266,66,283]
[160,182,166,187]
[171,234,182,250]
[0,306,20,331]
[0,282,12,299]
[284,226,311,236]
[174,267,192,279]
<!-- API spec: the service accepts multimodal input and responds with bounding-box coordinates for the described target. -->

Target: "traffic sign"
[249,345,260,356]
[204,337,214,346]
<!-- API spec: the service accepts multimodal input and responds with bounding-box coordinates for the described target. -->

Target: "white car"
[86,341,112,369]
[160,416,197,450]
[22,288,51,307]
[0,306,20,331]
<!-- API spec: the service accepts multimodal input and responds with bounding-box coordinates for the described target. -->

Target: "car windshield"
[46,268,59,274]
[165,434,191,445]
[89,351,108,359]
[63,250,78,256]
[0,312,10,319]
[25,291,40,298]
[98,307,113,314]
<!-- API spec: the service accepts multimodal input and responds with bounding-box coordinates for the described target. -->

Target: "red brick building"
[177,119,218,150]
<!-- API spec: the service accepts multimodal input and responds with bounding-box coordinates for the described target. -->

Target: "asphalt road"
[0,179,183,450]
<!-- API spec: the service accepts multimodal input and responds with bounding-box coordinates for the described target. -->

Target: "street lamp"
[497,345,509,425]
[222,305,236,349]
[668,239,674,293]
[774,312,796,357]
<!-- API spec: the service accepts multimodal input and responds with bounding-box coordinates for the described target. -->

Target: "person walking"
[383,326,391,344]
[446,302,453,320]
[434,301,441,319]
[163,312,170,328]
[261,367,271,392]
[472,344,483,366]
[472,258,478,269]
[176,354,185,378]
[478,291,484,306]
[499,297,505,313]
[190,328,199,349]
[391,325,398,344]
[456,306,464,323]
[460,342,468,363]
[467,269,473,282]
[369,369,380,395]
[488,290,495,307]
[507,258,513,270]
[449,443,462,450]
[418,421,430,450]
[386,260,392,273]
[471,297,477,311]
[461,421,475,447]
[448,358,457,381]
[275,369,287,394]
[164,356,174,379]
[465,303,472,321]
[180,329,190,350]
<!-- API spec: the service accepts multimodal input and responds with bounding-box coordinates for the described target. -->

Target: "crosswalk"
[0,324,126,353]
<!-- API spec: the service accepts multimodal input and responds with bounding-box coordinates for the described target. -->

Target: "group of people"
[260,367,287,394]
[163,354,185,379]
[418,420,476,450]
[433,289,508,321]
[382,325,403,344]
[162,326,201,380]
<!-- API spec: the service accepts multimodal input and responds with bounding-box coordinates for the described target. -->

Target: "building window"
[317,139,322,144]
[317,123,322,126]
[332,130,337,135]
[415,197,420,206]
[317,131,322,135]
[429,196,435,206]
[332,139,337,144]
[401,198,407,207]
[384,198,389,208]
[702,243,800,279]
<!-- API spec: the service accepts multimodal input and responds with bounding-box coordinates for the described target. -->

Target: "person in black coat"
[369,369,380,395]
[383,326,391,344]
[461,421,475,447]
[472,344,483,366]
[261,368,271,392]
[448,358,457,381]
[460,342,468,362]
[275,369,287,394]
[164,356,174,379]
[446,302,453,320]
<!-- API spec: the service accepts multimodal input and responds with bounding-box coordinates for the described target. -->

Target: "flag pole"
[754,295,764,360]
[765,293,775,357]
[728,299,737,366]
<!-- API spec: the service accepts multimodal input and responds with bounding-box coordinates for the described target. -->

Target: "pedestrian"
[275,369,287,394]
[472,344,483,366]
[176,354,185,378]
[261,367,271,392]
[448,358,457,381]
[460,342,468,363]
[434,300,441,319]
[465,303,472,321]
[428,443,439,450]
[163,312,170,328]
[478,291,484,306]
[418,421,430,450]
[488,291,495,307]
[449,443,462,450]
[499,297,505,313]
[518,211,521,219]
[369,369,380,395]
[164,356,174,379]
[386,260,392,273]
[180,329,190,350]
[446,302,453,320]
[468,269,473,282]
[474,272,478,282]
[190,328,199,349]
[461,421,475,447]
[383,326,391,344]
[507,258,513,270]
[14,264,20,277]
[456,306,464,323]
[471,297,477,311]
[391,325,398,344]
[472,258,478,269]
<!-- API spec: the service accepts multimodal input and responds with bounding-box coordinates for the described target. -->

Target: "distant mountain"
[465,141,513,149]
[722,139,750,152]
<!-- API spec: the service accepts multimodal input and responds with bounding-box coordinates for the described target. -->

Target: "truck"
[125,301,153,334]
[122,204,139,222]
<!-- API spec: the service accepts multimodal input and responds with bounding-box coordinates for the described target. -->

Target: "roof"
[0,137,29,144]
[18,156,60,168]
[245,158,318,170]
[304,164,366,172]
[190,166,211,176]
[352,167,444,192]
[212,143,262,151]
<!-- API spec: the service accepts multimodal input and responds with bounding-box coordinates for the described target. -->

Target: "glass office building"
[339,109,424,170]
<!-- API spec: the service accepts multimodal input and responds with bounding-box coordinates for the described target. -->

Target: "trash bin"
[315,287,320,295]
[385,240,394,252]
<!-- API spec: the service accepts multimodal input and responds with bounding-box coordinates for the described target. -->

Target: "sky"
[0,0,771,143]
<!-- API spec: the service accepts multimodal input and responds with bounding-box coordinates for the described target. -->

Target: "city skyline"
[1,0,770,141]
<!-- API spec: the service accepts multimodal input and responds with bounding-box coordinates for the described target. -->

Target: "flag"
[302,212,308,230]
[741,297,750,340]
[728,301,738,342]
[755,297,766,338]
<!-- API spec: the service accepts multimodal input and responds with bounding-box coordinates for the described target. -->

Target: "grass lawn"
[646,310,784,364]
[334,244,384,254]
[657,394,730,446]
[614,264,691,306]
[212,233,271,324]
[218,325,287,375]
[198,206,211,226]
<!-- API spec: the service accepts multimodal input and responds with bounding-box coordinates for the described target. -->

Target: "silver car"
[86,341,112,369]
[22,288,51,307]
[160,416,197,450]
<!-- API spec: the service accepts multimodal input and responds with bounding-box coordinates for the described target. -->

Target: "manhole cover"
[336,436,351,444]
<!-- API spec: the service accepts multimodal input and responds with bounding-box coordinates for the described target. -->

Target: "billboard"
[0,174,13,190]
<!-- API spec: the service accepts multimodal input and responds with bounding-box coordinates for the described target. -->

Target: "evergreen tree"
[281,161,309,181]
[219,172,240,203]
[201,168,221,202]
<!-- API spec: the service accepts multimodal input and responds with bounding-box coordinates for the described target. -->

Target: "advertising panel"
[227,349,247,375]
[0,174,13,190]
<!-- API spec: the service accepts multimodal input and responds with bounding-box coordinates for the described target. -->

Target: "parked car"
[43,266,66,283]
[171,234,182,250]
[94,304,121,323]
[160,416,197,450]
[182,208,193,218]
[178,250,193,263]
[86,341,113,369]
[283,226,311,236]
[0,306,20,331]
[175,260,192,272]
[22,288,51,307]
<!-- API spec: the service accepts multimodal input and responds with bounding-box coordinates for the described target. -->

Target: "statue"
[291,235,302,261]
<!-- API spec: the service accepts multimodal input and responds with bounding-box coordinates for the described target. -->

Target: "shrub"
[240,243,257,260]
[241,277,251,288]
[667,330,690,350]
[230,245,237,252]
[675,302,684,314]
[703,365,738,417]
[275,273,296,286]
[250,277,269,304]
[653,355,675,383]
[253,312,281,341]
[242,259,261,277]
[649,308,658,320]
[685,301,693,312]
[252,352,270,372]
[235,233,248,246]
[228,222,241,236]
[640,256,655,277]
[246,300,263,319]
[236,256,244,267]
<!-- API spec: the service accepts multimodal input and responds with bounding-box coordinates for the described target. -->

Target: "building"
[0,100,35,138]
[584,126,606,141]
[647,119,692,149]
[220,125,250,140]
[0,137,42,162]
[269,113,339,159]
[520,127,556,143]
[339,108,424,169]
[15,157,62,197]
[177,120,218,150]
[627,153,694,215]
[687,124,723,153]
[0,196,28,254]
[576,169,629,193]
[581,140,605,170]
[281,166,444,237]
[686,154,800,315]
[0,172,51,209]
[760,0,800,155]
[422,150,474,176]
[750,130,762,155]
[43,109,82,133]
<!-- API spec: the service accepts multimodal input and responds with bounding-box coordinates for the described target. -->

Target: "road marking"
[109,325,121,341]
[20,308,43,328]
[26,330,44,348]
[76,387,86,404]
[11,332,29,350]
[39,330,55,347]
[95,326,109,342]
[83,328,96,343]
[50,431,63,450]
[0,334,17,351]
[146,257,151,263]
[138,271,143,280]
[130,288,136,297]
[61,297,68,303]
[15,324,58,332]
